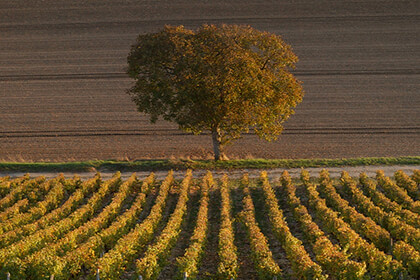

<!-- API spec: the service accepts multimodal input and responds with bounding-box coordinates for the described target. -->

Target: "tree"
[127,24,304,160]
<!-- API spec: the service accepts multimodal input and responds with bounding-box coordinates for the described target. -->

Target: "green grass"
[0,156,419,173]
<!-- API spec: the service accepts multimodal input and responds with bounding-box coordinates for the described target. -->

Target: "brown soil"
[157,189,200,280]
[196,187,221,280]
[0,1,419,162]
[230,186,259,280]
[250,186,298,279]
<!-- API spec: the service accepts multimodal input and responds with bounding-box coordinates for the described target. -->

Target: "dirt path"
[2,165,419,180]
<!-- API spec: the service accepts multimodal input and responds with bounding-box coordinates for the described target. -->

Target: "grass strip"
[0,156,419,173]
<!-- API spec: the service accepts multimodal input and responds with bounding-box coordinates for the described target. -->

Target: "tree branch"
[160,64,175,75]
[261,58,270,70]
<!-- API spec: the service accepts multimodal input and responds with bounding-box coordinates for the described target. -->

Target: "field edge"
[0,156,419,173]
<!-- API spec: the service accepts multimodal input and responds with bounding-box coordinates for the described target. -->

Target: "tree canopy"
[127,24,304,160]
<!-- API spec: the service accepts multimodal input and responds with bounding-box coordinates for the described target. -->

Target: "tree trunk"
[211,128,225,161]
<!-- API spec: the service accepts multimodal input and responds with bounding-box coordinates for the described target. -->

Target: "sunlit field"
[0,169,418,279]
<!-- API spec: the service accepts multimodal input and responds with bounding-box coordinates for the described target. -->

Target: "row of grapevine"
[0,174,100,249]
[0,173,121,276]
[412,170,420,185]
[97,171,174,280]
[0,179,67,234]
[0,198,29,222]
[340,172,420,251]
[376,171,420,214]
[58,172,155,279]
[359,173,420,228]
[392,240,420,277]
[0,175,28,201]
[301,170,406,280]
[0,170,418,279]
[176,171,212,279]
[0,176,10,184]
[260,171,325,279]
[338,172,420,277]
[240,174,282,279]
[0,177,12,197]
[0,176,46,212]
[135,170,192,279]
[24,173,139,278]
[281,170,367,279]
[217,175,238,279]
[317,170,391,252]
[394,170,419,200]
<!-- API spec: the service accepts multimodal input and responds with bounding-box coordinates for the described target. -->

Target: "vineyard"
[0,169,419,280]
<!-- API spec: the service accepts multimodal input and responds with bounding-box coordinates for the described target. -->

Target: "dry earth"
[2,165,419,181]
[0,0,419,161]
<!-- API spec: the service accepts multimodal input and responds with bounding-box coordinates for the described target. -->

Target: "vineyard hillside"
[0,169,419,279]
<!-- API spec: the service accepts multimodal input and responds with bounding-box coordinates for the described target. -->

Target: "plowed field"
[0,1,419,161]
